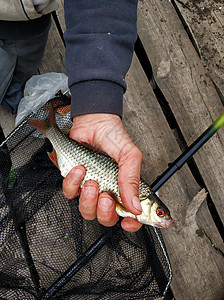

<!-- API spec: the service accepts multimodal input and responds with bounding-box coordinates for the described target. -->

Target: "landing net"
[0,94,172,299]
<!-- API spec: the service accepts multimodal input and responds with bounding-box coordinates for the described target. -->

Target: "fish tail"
[28,104,56,135]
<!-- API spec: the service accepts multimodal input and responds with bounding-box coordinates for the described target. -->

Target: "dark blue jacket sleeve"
[64,0,138,118]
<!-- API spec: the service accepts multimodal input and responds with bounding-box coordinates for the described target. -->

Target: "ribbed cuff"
[70,81,124,118]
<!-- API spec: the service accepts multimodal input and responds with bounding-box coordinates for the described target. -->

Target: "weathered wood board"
[0,106,15,137]
[137,1,224,298]
[138,0,224,226]
[125,54,224,300]
[174,0,224,99]
[38,16,66,75]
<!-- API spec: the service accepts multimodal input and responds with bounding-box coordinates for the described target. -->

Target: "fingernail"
[99,197,114,211]
[73,168,84,182]
[83,185,98,197]
[132,196,142,213]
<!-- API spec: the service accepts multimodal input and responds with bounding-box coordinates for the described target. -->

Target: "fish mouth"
[164,219,174,229]
[154,224,164,228]
[155,219,174,229]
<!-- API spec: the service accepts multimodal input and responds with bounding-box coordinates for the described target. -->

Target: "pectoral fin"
[115,202,137,219]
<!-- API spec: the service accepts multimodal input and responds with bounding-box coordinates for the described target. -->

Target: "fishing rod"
[41,112,224,300]
[151,112,224,191]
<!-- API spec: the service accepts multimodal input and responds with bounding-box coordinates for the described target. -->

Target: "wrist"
[72,113,121,132]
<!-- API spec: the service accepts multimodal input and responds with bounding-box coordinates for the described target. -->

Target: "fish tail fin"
[28,104,56,135]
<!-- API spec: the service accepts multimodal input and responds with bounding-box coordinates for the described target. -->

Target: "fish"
[43,92,71,116]
[28,105,174,229]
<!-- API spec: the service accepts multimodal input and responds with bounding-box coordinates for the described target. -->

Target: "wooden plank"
[173,0,224,99]
[137,0,224,230]
[124,54,224,300]
[38,15,66,75]
[0,106,16,137]
[56,0,66,32]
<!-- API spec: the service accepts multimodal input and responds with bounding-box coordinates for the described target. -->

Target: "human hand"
[62,113,143,232]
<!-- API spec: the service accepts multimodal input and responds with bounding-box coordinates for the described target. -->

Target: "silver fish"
[29,105,174,229]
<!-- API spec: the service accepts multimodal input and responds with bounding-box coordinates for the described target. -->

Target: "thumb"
[117,145,143,215]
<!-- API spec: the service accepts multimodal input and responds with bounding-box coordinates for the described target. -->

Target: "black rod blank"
[41,221,122,300]
[151,112,224,192]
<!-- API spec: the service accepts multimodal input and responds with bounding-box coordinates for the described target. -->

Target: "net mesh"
[0,95,172,299]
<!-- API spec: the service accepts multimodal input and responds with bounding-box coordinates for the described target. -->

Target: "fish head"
[137,193,174,229]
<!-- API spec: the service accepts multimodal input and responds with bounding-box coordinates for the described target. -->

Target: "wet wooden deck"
[0,1,223,299]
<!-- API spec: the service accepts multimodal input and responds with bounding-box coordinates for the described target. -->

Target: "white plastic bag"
[15,72,68,126]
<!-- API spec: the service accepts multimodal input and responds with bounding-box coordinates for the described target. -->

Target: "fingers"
[97,193,119,227]
[79,180,99,220]
[121,218,143,232]
[63,167,119,225]
[62,166,85,199]
[118,146,143,215]
[80,188,119,226]
[63,167,142,231]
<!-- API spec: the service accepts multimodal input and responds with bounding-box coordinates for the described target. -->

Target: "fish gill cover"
[0,95,172,299]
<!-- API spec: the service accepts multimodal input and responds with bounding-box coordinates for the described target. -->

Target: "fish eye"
[156,207,165,217]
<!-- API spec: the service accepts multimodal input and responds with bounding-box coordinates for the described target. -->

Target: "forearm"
[64,0,138,118]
